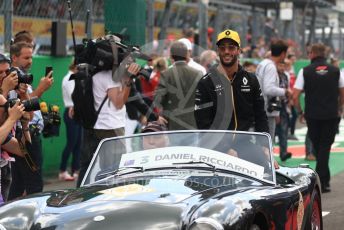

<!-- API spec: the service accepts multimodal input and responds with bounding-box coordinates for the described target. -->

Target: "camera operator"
[256,40,292,144]
[7,41,52,200]
[77,62,141,187]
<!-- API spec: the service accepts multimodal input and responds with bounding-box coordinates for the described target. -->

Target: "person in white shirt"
[178,38,206,75]
[256,40,292,152]
[59,63,81,181]
[77,62,140,187]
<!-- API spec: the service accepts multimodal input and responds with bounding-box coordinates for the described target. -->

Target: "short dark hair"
[270,40,288,57]
[10,42,33,58]
[311,43,326,58]
[13,30,34,44]
[170,41,188,61]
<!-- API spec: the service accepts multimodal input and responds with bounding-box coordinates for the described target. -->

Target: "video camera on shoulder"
[6,67,33,87]
[3,97,40,112]
[73,34,151,81]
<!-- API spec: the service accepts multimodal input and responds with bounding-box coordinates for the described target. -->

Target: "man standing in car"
[194,29,268,133]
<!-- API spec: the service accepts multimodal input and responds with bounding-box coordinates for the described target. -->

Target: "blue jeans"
[59,109,82,173]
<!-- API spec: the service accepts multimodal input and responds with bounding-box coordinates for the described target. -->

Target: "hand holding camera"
[6,67,33,88]
[1,71,18,96]
[16,83,28,98]
[7,100,25,122]
[122,63,141,86]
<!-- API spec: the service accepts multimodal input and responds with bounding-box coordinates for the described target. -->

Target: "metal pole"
[251,4,259,45]
[198,0,208,53]
[85,0,93,39]
[213,7,223,49]
[307,5,316,45]
[147,0,154,45]
[4,0,13,53]
[157,0,173,55]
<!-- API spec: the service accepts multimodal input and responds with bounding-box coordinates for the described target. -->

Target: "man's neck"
[270,56,280,65]
[219,63,238,81]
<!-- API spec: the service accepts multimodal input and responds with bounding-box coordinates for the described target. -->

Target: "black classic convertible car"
[0,131,322,230]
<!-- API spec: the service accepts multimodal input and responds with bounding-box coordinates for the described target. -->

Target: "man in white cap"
[178,38,206,75]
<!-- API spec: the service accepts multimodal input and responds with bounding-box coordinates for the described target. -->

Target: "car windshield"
[82,131,275,185]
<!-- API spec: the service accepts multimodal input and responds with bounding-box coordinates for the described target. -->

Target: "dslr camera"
[5,97,40,112]
[6,67,34,87]
[267,97,282,113]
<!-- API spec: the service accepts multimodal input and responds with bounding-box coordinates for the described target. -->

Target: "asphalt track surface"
[43,122,344,229]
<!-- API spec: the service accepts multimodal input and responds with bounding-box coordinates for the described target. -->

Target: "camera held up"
[6,67,34,87]
[6,97,40,112]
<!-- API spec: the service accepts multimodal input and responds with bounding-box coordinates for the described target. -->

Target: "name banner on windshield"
[119,146,264,179]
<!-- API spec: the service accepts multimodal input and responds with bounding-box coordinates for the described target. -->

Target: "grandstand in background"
[0,0,104,54]
[1,0,344,57]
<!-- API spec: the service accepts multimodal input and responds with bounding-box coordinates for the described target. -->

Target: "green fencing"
[30,55,72,176]
[104,0,146,46]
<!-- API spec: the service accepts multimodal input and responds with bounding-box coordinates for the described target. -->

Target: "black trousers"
[8,132,43,200]
[306,118,338,188]
[1,163,12,201]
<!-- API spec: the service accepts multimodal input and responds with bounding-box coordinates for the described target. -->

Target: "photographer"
[7,41,51,200]
[77,62,141,187]
[256,40,292,144]
[0,55,18,98]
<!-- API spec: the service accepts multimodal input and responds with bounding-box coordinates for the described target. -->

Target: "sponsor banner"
[0,16,104,39]
[119,146,264,179]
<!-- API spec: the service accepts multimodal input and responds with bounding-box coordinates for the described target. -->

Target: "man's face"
[12,47,33,72]
[0,62,10,84]
[217,39,240,67]
[143,134,169,150]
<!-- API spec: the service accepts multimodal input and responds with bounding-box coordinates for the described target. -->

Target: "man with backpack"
[76,62,140,187]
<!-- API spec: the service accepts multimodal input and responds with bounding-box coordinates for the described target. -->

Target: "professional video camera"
[6,67,33,87]
[4,97,40,112]
[74,34,151,80]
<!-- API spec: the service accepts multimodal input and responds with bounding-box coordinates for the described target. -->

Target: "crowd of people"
[0,27,341,204]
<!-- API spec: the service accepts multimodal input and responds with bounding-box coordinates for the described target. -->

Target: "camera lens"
[22,97,40,112]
